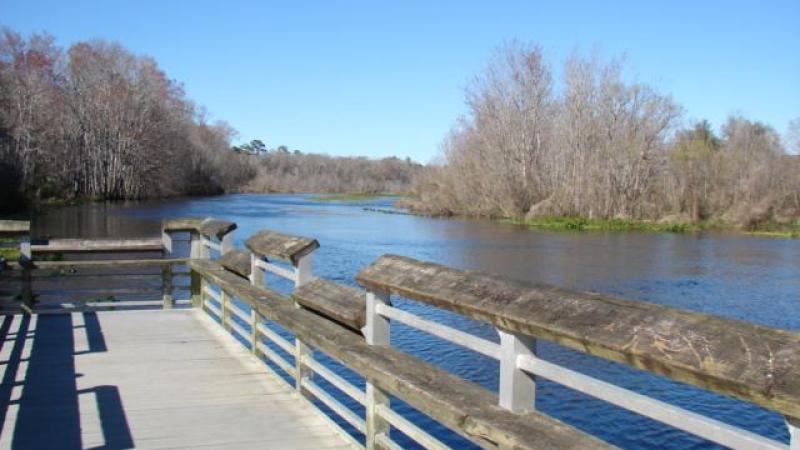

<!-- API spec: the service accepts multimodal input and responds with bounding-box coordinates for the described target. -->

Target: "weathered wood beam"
[218,249,252,279]
[0,220,30,235]
[190,259,614,450]
[197,219,237,240]
[5,258,188,270]
[355,254,800,419]
[245,230,319,266]
[292,278,366,332]
[161,217,236,240]
[32,238,164,253]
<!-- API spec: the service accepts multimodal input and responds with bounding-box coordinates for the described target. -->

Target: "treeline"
[240,142,422,194]
[406,43,800,228]
[0,29,252,211]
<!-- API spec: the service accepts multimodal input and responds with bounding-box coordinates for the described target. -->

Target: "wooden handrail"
[0,220,30,236]
[292,278,366,331]
[245,230,319,265]
[31,238,164,253]
[356,254,800,420]
[161,217,237,240]
[190,258,613,450]
[218,249,251,278]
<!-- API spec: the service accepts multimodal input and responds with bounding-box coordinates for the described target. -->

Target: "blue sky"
[2,1,798,162]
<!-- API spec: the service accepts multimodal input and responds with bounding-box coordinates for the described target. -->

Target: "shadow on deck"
[0,313,133,450]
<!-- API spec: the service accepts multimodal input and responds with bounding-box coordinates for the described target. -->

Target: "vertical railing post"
[199,277,209,311]
[294,253,313,288]
[294,337,312,395]
[250,253,264,288]
[250,308,261,356]
[497,329,537,412]
[364,288,391,450]
[161,229,173,255]
[199,237,211,259]
[189,231,202,259]
[19,233,33,313]
[220,289,230,331]
[161,263,173,309]
[220,231,234,255]
[292,253,313,395]
[788,417,798,450]
[190,270,202,309]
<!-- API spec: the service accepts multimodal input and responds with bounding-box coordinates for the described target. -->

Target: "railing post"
[250,253,264,287]
[190,270,203,309]
[294,338,312,395]
[220,231,234,255]
[294,253,313,288]
[497,329,537,412]
[788,417,799,450]
[190,231,202,259]
[19,233,33,314]
[161,229,173,255]
[220,289,230,331]
[365,288,391,450]
[161,263,173,309]
[250,308,260,356]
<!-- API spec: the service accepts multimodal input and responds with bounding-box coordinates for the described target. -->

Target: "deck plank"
[0,309,354,450]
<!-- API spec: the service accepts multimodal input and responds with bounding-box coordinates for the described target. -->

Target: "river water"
[31,194,799,449]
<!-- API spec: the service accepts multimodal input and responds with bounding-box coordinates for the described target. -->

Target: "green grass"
[745,222,800,238]
[506,216,800,238]
[0,247,20,260]
[506,216,704,233]
[0,238,20,260]
[310,193,397,202]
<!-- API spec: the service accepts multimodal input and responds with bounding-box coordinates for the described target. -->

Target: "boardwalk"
[0,309,353,450]
[0,218,797,450]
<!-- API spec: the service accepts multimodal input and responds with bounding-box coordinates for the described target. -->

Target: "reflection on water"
[32,201,161,238]
[30,193,800,449]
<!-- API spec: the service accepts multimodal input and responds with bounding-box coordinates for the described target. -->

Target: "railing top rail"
[245,230,319,265]
[218,249,251,278]
[356,254,800,419]
[189,258,614,449]
[31,237,164,253]
[0,220,30,236]
[162,217,237,240]
[292,278,366,331]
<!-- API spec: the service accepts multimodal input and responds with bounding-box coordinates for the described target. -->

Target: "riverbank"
[393,200,800,238]
[510,217,799,238]
[310,193,400,202]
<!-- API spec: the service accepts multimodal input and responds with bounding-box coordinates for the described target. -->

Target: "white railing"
[364,289,792,450]
[197,258,797,450]
[185,224,797,450]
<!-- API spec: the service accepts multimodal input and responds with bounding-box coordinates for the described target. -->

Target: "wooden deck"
[0,309,354,450]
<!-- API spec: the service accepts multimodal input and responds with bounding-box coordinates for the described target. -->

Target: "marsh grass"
[505,217,700,233]
[311,193,397,202]
[505,216,799,237]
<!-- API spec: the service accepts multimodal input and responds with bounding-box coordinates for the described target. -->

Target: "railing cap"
[245,230,319,265]
[0,220,30,236]
[218,249,252,279]
[356,254,800,419]
[162,217,236,240]
[292,278,366,332]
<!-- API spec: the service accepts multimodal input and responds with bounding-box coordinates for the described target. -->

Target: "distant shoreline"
[391,199,800,238]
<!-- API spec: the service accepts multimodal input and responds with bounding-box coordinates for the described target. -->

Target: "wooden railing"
[0,218,236,312]
[1,217,798,449]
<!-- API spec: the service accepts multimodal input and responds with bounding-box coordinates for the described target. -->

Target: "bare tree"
[407,43,797,228]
